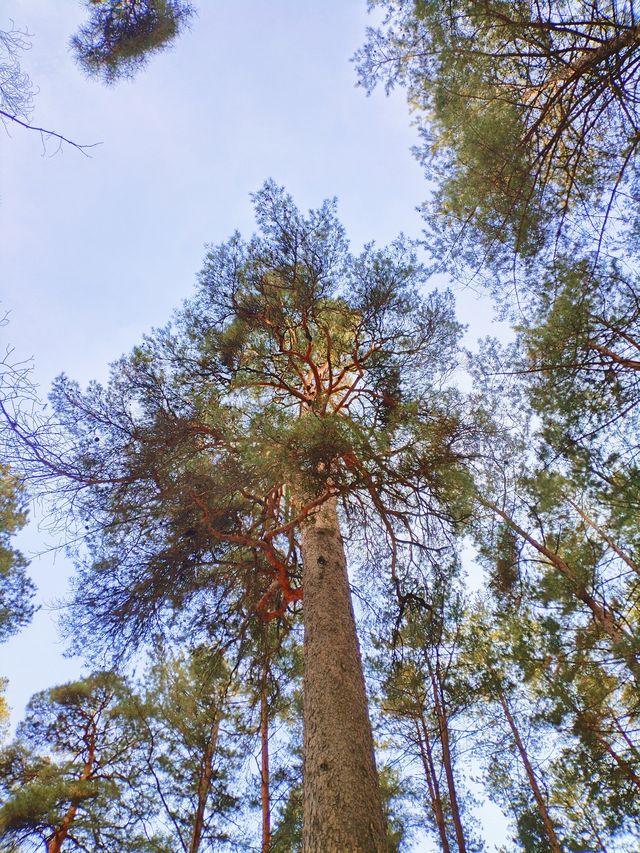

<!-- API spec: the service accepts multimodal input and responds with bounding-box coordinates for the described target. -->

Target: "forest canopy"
[1,1,640,850]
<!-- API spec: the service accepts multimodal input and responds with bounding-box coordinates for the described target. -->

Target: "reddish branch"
[481,496,640,678]
[498,690,563,853]
[47,720,97,853]
[189,716,221,853]
[189,486,350,621]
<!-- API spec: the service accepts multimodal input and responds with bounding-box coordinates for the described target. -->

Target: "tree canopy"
[71,0,196,84]
[18,181,472,654]
[3,2,640,846]
[5,181,480,850]
[356,1,640,277]
[0,463,34,644]
[0,0,194,150]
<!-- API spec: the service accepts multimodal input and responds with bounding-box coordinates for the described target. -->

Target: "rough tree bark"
[299,495,387,852]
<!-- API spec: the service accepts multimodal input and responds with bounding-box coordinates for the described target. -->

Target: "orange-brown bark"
[47,729,96,853]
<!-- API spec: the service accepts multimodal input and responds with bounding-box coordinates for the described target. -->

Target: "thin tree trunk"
[299,495,387,852]
[582,716,640,792]
[414,715,451,853]
[189,716,220,853]
[428,665,467,853]
[498,692,563,853]
[566,498,640,577]
[261,658,271,853]
[47,731,96,853]
[481,497,640,678]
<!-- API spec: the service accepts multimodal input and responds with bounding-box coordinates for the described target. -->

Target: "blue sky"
[1,2,508,848]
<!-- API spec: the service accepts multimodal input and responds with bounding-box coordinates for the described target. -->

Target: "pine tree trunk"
[299,495,387,852]
[428,665,467,853]
[414,715,451,853]
[48,731,96,853]
[498,692,563,853]
[189,716,220,853]
[261,659,271,853]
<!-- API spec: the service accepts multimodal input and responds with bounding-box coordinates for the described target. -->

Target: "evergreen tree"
[71,0,195,84]
[239,621,303,853]
[466,342,640,848]
[0,463,34,643]
[459,604,565,853]
[129,646,245,852]
[356,1,640,272]
[1,1,194,149]
[0,672,148,853]
[374,566,484,853]
[7,182,474,850]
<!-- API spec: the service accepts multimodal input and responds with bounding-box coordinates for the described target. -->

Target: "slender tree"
[0,672,147,853]
[130,646,244,852]
[459,605,565,853]
[0,678,9,742]
[374,568,483,853]
[465,340,640,848]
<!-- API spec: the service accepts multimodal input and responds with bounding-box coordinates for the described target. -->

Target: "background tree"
[373,564,484,853]
[6,181,475,851]
[0,24,34,127]
[71,0,196,84]
[0,0,194,149]
[0,672,148,853]
[459,604,566,853]
[0,463,34,643]
[463,339,640,849]
[237,620,304,853]
[128,646,245,852]
[356,0,640,275]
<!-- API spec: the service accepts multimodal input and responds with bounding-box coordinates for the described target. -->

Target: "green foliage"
[356,1,640,273]
[378,764,415,852]
[520,259,640,489]
[71,0,195,84]
[371,564,487,853]
[130,646,244,850]
[0,672,148,852]
[0,463,34,643]
[270,780,302,852]
[23,181,474,658]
